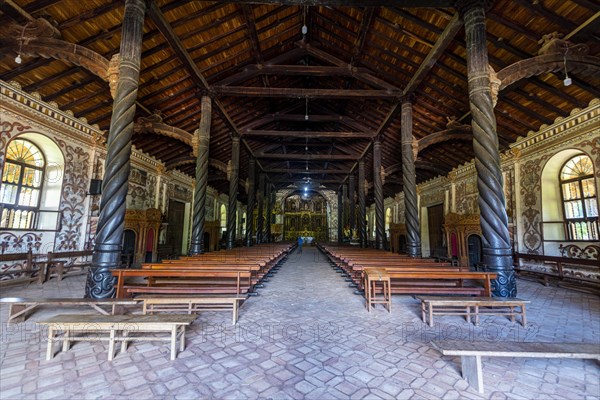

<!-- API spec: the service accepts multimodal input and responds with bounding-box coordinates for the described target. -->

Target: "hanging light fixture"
[304,97,309,120]
[302,6,308,35]
[15,25,26,64]
[563,46,572,87]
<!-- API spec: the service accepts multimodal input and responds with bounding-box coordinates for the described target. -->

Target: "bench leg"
[121,330,129,354]
[108,329,115,361]
[233,301,239,325]
[429,302,434,327]
[421,301,426,324]
[171,326,177,361]
[179,325,186,352]
[62,329,71,352]
[474,306,479,326]
[461,355,484,394]
[8,304,36,324]
[88,303,111,316]
[46,327,55,361]
[521,304,527,327]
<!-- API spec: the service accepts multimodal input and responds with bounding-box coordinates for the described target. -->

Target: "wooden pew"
[140,295,247,325]
[417,296,529,327]
[0,250,46,285]
[384,271,497,296]
[0,297,140,325]
[432,341,600,394]
[45,250,93,281]
[110,269,253,298]
[514,252,599,293]
[38,314,197,361]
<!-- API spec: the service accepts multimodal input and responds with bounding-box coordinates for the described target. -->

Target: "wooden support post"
[190,96,212,255]
[373,139,385,250]
[227,136,240,249]
[358,159,367,248]
[401,99,421,257]
[245,157,256,246]
[87,0,146,298]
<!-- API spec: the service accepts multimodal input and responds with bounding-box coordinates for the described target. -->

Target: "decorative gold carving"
[537,32,589,56]
[108,53,120,99]
[489,65,500,107]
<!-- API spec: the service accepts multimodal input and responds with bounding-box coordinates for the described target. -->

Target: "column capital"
[453,0,494,15]
[400,94,414,104]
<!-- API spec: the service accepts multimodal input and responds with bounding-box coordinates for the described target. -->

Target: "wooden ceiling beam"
[403,13,462,96]
[221,1,452,6]
[256,153,358,160]
[0,0,36,23]
[212,86,401,99]
[265,168,351,174]
[243,130,374,138]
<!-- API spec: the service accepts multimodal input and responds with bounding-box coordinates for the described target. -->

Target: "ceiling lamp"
[302,6,308,35]
[15,25,26,64]
[304,97,309,120]
[563,47,572,87]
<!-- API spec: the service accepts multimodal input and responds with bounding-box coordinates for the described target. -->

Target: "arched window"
[220,204,227,235]
[560,154,598,241]
[1,139,45,229]
[385,207,392,232]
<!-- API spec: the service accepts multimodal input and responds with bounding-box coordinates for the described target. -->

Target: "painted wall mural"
[54,139,90,251]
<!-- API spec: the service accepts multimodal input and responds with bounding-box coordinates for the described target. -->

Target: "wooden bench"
[432,340,600,394]
[140,295,247,325]
[45,250,93,281]
[417,296,529,327]
[0,297,140,325]
[514,252,599,293]
[0,250,46,285]
[37,314,196,361]
[386,271,496,296]
[111,269,253,298]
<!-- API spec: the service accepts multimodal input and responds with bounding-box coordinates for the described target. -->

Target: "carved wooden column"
[226,136,240,249]
[457,0,515,297]
[373,139,385,250]
[358,159,367,248]
[266,183,273,243]
[268,184,276,243]
[337,188,343,244]
[86,0,146,299]
[401,99,422,257]
[348,174,356,238]
[256,173,265,244]
[189,96,211,255]
[245,157,256,246]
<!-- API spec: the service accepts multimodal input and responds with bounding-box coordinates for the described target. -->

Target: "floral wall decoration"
[519,157,548,254]
[54,139,90,251]
[0,121,32,164]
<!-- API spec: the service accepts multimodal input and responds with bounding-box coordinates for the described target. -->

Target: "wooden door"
[167,200,185,256]
[427,204,445,257]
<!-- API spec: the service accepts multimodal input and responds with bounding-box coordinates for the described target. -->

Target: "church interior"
[0,0,599,398]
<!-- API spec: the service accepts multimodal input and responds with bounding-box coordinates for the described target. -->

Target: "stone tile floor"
[1,246,598,399]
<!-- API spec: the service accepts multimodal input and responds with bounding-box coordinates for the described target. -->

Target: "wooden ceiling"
[1,0,599,203]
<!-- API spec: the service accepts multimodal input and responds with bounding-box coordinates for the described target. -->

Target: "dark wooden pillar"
[86,0,146,298]
[188,96,212,255]
[401,99,421,257]
[265,182,272,243]
[348,174,356,239]
[245,157,256,246]
[358,159,367,248]
[337,188,343,244]
[226,136,240,249]
[373,139,385,250]
[256,173,265,244]
[457,0,515,297]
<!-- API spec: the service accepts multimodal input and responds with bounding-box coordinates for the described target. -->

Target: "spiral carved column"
[401,100,422,257]
[256,173,265,244]
[266,183,272,243]
[459,0,516,297]
[337,189,344,244]
[226,136,240,249]
[348,174,356,238]
[373,139,385,250]
[245,157,256,246]
[189,96,212,255]
[86,0,146,299]
[358,160,367,248]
